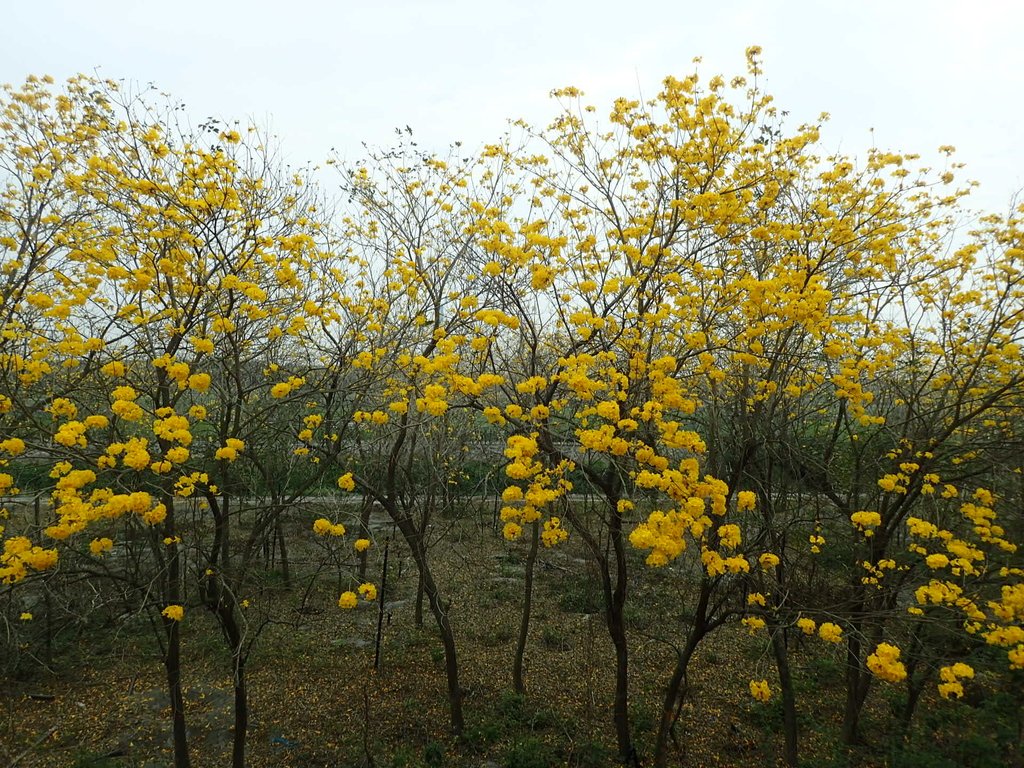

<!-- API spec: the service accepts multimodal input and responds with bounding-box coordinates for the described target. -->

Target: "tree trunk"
[513,520,540,695]
[606,501,636,766]
[419,555,464,734]
[608,594,633,766]
[841,633,869,744]
[275,520,291,589]
[357,500,373,582]
[653,582,711,768]
[392,510,464,734]
[231,658,248,768]
[415,569,425,628]
[374,534,391,672]
[898,676,925,743]
[222,607,249,768]
[161,496,191,768]
[654,653,686,768]
[771,622,799,766]
[164,615,191,768]
[841,579,876,746]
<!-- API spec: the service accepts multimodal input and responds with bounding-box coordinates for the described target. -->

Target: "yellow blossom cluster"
[215,438,245,462]
[818,622,843,643]
[850,510,882,537]
[338,583,377,609]
[1,536,59,583]
[749,679,771,702]
[866,642,907,683]
[313,518,346,537]
[937,662,974,699]
[162,605,184,621]
[500,445,573,542]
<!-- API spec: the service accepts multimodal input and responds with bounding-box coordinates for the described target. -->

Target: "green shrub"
[507,736,556,768]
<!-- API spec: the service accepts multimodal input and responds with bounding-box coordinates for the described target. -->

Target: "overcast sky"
[4,0,1021,214]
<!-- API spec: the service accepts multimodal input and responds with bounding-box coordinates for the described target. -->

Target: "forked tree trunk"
[391,508,464,734]
[214,602,250,768]
[653,582,711,768]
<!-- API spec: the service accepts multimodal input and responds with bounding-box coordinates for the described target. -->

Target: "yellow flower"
[796,617,817,635]
[742,616,766,634]
[48,397,77,418]
[759,552,780,569]
[1,437,26,456]
[866,642,907,683]
[211,316,235,333]
[717,524,741,550]
[950,662,974,679]
[502,486,524,502]
[215,439,244,462]
[818,622,843,643]
[354,538,371,552]
[736,491,757,511]
[20,612,33,621]
[162,604,184,622]
[89,537,114,556]
[0,473,18,495]
[313,518,346,537]
[191,337,215,354]
[851,510,882,536]
[338,591,358,609]
[358,583,377,601]
[337,473,355,492]
[166,446,190,464]
[542,517,569,547]
[749,679,772,702]
[938,681,964,699]
[925,553,950,569]
[530,263,554,290]
[143,504,168,525]
[112,400,144,421]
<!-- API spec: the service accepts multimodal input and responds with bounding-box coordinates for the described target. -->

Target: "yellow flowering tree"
[315,139,521,735]
[2,60,1022,768]
[462,50,803,764]
[0,76,352,768]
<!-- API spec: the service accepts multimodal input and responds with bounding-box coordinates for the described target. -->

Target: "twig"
[9,724,59,768]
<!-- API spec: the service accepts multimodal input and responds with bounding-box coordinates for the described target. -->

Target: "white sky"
[4,0,1022,214]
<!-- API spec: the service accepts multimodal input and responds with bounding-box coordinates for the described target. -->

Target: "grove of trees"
[2,50,1022,767]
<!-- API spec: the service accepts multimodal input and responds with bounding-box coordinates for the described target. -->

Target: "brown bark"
[771,623,799,766]
[512,520,540,695]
